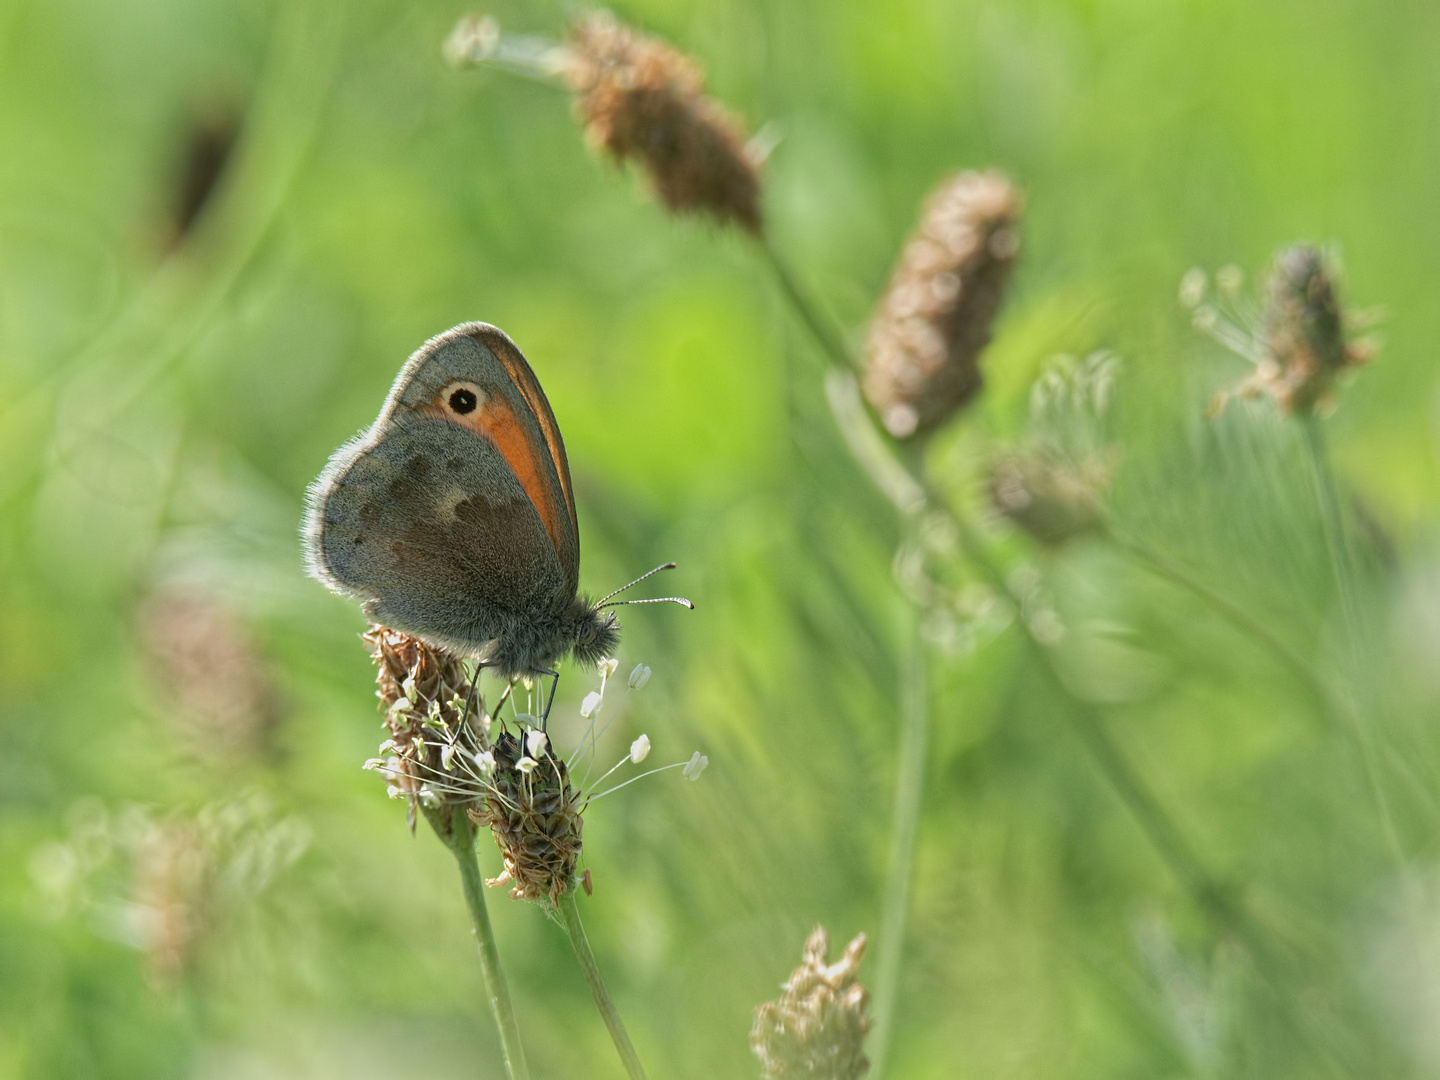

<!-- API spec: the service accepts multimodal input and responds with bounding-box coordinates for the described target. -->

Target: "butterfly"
[302,322,688,713]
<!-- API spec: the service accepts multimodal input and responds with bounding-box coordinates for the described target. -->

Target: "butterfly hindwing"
[303,323,582,655]
[310,418,567,654]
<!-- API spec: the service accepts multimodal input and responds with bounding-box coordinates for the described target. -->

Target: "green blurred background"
[3,0,1440,1076]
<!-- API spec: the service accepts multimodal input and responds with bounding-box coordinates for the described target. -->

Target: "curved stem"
[868,596,929,1080]
[1302,418,1412,881]
[757,237,857,372]
[1107,527,1330,700]
[433,806,531,1080]
[557,890,649,1080]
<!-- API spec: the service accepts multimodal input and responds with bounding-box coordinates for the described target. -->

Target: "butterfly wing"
[303,324,581,653]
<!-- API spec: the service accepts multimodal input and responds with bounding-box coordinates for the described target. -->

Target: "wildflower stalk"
[867,596,927,1079]
[427,804,531,1080]
[1104,527,1331,700]
[556,890,649,1080]
[758,238,857,374]
[1301,419,1411,877]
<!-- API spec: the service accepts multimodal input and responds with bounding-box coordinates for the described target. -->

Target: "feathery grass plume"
[563,10,762,233]
[752,927,871,1080]
[1183,244,1378,417]
[863,170,1022,439]
[138,588,286,763]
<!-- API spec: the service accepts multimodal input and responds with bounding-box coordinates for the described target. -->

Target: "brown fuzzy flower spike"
[752,927,871,1080]
[365,626,587,904]
[469,730,585,905]
[1256,244,1374,415]
[1186,244,1379,417]
[364,626,478,831]
[564,10,762,233]
[863,170,1022,440]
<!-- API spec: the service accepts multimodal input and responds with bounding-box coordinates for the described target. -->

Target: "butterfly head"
[568,598,620,666]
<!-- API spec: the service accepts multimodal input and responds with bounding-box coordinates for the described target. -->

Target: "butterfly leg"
[537,667,560,730]
[461,660,488,732]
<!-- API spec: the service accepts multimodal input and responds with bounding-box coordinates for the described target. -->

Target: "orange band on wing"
[419,396,566,560]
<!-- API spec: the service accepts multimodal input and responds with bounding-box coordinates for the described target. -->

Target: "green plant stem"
[431,806,531,1080]
[764,241,1351,1075]
[1107,528,1331,700]
[1302,418,1363,639]
[868,595,929,1080]
[1302,418,1412,881]
[557,890,649,1080]
[758,237,857,372]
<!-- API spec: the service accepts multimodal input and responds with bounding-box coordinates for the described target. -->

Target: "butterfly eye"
[446,385,481,415]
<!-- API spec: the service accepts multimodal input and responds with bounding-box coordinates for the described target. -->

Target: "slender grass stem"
[557,890,649,1080]
[428,805,531,1080]
[760,237,930,1078]
[764,239,1352,1076]
[1303,419,1363,639]
[1106,527,1331,701]
[757,237,857,373]
[1302,418,1412,882]
[868,594,929,1080]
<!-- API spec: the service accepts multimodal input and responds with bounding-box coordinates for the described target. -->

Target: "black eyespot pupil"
[449,388,477,414]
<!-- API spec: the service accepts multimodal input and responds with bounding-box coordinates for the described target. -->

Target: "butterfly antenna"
[594,562,678,607]
[603,596,695,609]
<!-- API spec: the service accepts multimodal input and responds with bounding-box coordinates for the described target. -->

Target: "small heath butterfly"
[302,323,688,708]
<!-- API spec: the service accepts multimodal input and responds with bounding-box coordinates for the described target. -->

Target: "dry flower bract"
[752,926,871,1080]
[564,10,762,233]
[863,170,1022,439]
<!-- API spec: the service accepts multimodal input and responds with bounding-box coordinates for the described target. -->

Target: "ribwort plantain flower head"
[863,170,1022,439]
[363,628,705,905]
[752,926,872,1080]
[1183,244,1379,417]
[563,10,763,233]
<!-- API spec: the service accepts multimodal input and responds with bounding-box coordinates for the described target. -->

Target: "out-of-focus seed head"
[1257,244,1367,415]
[863,170,1022,440]
[138,589,285,763]
[564,10,762,233]
[1189,244,1378,417]
[751,926,871,1080]
[989,449,1110,547]
[469,730,585,905]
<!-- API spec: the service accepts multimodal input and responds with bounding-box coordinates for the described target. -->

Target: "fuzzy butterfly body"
[303,323,619,678]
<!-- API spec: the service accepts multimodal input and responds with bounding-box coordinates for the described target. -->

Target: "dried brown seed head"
[752,926,871,1080]
[564,10,762,233]
[1196,244,1378,417]
[1257,244,1368,415]
[863,170,1022,439]
[364,626,587,902]
[469,731,585,906]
